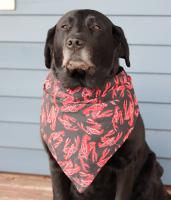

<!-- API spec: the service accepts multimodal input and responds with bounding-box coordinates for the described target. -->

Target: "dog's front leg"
[115,163,135,200]
[42,141,71,200]
[49,156,71,200]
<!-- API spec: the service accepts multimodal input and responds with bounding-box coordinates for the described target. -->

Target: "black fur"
[42,9,171,200]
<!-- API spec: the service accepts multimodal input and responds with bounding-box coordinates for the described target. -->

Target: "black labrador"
[42,9,171,200]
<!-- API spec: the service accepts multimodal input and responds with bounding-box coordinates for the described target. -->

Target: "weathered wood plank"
[0,172,170,200]
[166,186,171,195]
[0,173,52,200]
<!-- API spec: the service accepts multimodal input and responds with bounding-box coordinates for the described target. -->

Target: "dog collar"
[40,68,140,192]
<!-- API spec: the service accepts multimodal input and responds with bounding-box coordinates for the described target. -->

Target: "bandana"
[40,68,139,193]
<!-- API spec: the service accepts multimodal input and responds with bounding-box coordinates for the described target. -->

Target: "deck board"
[0,173,52,200]
[0,173,170,199]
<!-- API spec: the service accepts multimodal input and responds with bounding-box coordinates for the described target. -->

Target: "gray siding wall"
[0,0,171,184]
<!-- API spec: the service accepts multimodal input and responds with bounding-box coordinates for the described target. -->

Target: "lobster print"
[40,69,139,192]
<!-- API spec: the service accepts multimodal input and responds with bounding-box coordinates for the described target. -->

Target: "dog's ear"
[44,25,56,68]
[112,25,130,67]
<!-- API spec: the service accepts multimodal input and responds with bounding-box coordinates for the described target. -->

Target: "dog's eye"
[61,24,69,30]
[92,25,102,31]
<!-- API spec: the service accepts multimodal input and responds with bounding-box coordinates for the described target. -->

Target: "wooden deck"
[0,173,52,200]
[0,173,170,200]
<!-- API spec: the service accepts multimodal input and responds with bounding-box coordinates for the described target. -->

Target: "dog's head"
[44,9,130,88]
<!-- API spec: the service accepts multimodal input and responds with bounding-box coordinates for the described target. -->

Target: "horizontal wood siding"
[0,0,171,15]
[1,43,171,73]
[0,122,171,158]
[0,16,171,45]
[0,0,170,184]
[0,70,171,103]
[0,97,171,130]
[0,147,170,185]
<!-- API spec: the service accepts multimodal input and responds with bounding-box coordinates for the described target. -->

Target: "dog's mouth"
[63,59,95,78]
[60,48,96,88]
[69,68,86,80]
[62,47,95,76]
[67,60,90,71]
[65,60,88,82]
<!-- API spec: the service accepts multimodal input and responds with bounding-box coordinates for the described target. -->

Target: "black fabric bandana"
[40,68,140,193]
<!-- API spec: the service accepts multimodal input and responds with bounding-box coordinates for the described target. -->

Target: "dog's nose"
[66,38,85,50]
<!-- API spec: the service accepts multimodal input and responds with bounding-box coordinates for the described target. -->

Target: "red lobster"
[63,136,80,160]
[82,103,113,119]
[98,130,123,148]
[97,148,112,167]
[58,160,81,176]
[58,114,79,131]
[73,171,94,189]
[61,103,86,112]
[112,106,124,130]
[78,121,104,135]
[123,99,134,126]
[82,87,94,101]
[47,105,59,131]
[47,131,64,149]
[78,135,98,171]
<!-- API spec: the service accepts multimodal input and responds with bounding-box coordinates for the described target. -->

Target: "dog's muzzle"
[62,36,95,75]
[65,60,95,76]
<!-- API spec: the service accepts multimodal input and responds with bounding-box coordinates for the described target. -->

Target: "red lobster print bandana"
[40,68,140,193]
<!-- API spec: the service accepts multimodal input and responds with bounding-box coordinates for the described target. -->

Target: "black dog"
[42,9,171,200]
